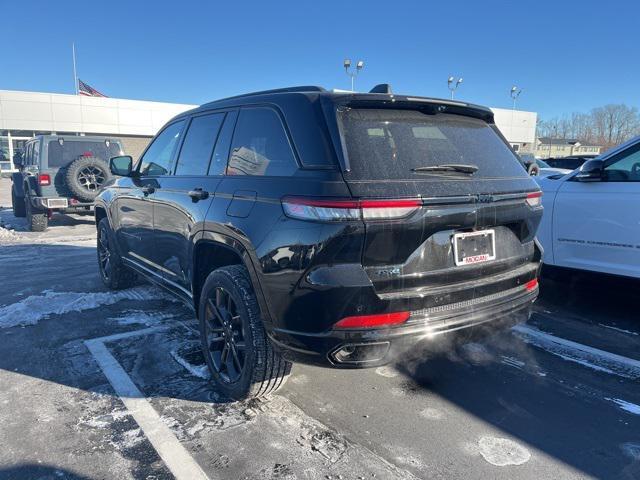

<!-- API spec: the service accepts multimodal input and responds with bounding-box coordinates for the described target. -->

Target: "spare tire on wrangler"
[65,156,112,202]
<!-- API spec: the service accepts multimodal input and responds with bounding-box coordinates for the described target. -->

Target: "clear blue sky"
[2,0,637,120]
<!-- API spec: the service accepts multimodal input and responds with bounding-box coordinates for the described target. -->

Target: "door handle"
[141,186,155,195]
[188,188,209,202]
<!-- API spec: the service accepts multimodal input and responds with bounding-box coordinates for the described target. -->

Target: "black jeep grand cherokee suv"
[96,85,543,399]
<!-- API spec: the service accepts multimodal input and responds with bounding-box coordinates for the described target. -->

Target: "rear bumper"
[30,196,93,211]
[268,285,537,367]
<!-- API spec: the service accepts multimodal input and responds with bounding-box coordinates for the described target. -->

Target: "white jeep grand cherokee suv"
[536,136,640,279]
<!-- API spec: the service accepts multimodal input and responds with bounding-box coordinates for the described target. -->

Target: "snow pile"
[0,286,169,328]
[0,225,20,243]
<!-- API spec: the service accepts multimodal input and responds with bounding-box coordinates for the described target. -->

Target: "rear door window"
[339,108,526,180]
[227,107,298,176]
[47,139,123,168]
[174,113,225,176]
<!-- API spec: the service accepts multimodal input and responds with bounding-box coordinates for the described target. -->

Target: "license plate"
[452,229,496,266]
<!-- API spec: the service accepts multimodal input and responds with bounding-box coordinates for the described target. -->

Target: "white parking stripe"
[85,327,210,480]
[513,324,640,379]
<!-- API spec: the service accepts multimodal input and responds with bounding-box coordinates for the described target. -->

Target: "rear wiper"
[411,164,478,175]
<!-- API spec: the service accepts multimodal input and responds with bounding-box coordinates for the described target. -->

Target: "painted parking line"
[84,326,210,480]
[513,324,640,379]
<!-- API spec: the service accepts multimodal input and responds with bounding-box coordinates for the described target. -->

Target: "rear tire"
[11,187,26,217]
[97,217,136,289]
[25,195,48,232]
[199,265,291,400]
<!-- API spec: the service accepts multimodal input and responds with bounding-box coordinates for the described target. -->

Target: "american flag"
[78,79,107,97]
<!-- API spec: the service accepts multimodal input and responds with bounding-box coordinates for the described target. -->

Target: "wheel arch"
[192,234,272,325]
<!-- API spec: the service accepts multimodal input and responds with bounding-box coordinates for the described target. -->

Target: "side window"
[604,144,640,182]
[139,120,185,176]
[25,143,32,165]
[209,111,237,175]
[227,107,297,176]
[175,113,225,176]
[32,141,40,166]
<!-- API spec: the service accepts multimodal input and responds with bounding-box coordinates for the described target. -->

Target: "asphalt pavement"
[0,177,639,480]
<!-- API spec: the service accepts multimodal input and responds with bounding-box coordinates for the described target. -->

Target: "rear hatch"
[336,104,542,304]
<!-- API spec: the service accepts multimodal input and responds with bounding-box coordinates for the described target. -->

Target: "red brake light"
[281,197,421,221]
[334,311,411,329]
[526,191,542,207]
[38,174,51,186]
[525,278,538,291]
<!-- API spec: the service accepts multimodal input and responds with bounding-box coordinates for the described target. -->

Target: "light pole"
[447,76,463,99]
[509,86,522,143]
[344,59,364,92]
[510,85,522,110]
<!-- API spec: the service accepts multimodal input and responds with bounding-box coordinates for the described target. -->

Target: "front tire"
[11,187,26,217]
[97,217,136,289]
[199,265,291,400]
[25,195,48,232]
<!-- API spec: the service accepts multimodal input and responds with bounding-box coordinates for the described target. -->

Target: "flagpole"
[72,43,78,95]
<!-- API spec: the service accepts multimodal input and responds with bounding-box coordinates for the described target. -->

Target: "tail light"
[334,311,410,329]
[525,278,538,291]
[282,197,421,222]
[38,174,51,186]
[525,191,542,207]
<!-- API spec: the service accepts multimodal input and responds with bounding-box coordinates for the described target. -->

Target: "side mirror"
[574,159,604,182]
[110,155,133,177]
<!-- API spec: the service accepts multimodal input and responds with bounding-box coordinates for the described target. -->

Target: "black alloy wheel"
[97,222,112,282]
[77,165,106,192]
[203,286,246,383]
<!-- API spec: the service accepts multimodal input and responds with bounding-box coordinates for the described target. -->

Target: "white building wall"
[491,107,537,145]
[0,90,195,136]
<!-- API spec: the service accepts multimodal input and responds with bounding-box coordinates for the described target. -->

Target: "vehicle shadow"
[0,464,93,480]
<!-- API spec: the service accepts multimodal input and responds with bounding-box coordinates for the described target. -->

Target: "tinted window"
[139,121,185,176]
[339,109,526,180]
[47,139,123,168]
[210,111,237,175]
[33,141,40,165]
[604,143,640,182]
[175,114,224,176]
[227,108,297,176]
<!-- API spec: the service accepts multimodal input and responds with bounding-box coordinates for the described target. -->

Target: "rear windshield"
[47,140,123,168]
[339,109,526,179]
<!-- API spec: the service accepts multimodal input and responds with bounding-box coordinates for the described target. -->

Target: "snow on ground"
[606,398,640,415]
[0,286,171,328]
[108,310,177,326]
[512,324,640,379]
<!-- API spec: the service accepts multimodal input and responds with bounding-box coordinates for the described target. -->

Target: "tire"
[65,156,112,202]
[11,187,26,217]
[97,217,137,290]
[25,195,48,232]
[199,265,291,400]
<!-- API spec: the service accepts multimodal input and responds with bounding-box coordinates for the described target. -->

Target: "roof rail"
[213,85,326,103]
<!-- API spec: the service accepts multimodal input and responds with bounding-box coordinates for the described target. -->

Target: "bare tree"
[537,104,640,148]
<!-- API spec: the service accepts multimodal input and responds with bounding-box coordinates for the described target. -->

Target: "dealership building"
[0,89,537,173]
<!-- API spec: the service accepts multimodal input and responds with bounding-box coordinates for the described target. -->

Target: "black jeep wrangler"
[96,85,543,399]
[11,135,124,231]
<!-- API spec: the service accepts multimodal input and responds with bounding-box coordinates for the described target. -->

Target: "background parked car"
[544,155,597,171]
[536,136,640,278]
[11,135,124,231]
